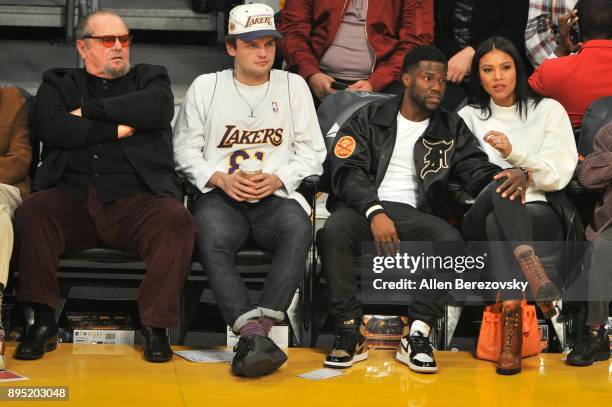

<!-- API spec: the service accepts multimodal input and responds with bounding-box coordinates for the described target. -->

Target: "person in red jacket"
[528,0,612,128]
[279,0,433,101]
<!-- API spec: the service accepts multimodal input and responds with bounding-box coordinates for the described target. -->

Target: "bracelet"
[366,205,385,222]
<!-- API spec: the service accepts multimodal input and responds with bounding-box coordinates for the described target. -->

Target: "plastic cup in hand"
[239,158,263,203]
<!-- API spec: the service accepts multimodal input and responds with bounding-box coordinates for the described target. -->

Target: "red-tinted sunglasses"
[84,34,132,48]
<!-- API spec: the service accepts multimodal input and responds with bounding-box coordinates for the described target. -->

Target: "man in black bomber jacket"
[320,46,528,374]
[13,11,196,364]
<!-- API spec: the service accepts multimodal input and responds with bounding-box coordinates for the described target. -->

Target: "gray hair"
[75,10,128,40]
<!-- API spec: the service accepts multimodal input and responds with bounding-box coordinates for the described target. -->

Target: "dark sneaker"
[324,328,368,369]
[396,331,438,373]
[567,327,611,367]
[231,335,287,378]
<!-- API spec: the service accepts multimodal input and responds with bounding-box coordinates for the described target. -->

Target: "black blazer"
[32,64,183,200]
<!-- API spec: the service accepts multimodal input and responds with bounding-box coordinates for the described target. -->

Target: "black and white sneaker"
[396,331,438,373]
[566,326,611,367]
[324,328,368,369]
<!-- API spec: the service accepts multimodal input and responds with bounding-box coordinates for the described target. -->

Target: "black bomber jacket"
[326,96,501,221]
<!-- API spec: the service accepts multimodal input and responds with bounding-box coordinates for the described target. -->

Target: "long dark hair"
[468,36,542,120]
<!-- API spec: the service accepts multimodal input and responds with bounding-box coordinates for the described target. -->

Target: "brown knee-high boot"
[514,247,561,317]
[496,301,522,375]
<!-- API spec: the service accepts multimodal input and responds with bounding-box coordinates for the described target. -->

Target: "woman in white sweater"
[458,37,578,375]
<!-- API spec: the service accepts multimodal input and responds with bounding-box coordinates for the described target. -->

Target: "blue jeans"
[192,190,312,333]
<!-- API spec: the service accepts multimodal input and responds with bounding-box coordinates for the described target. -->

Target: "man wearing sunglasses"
[13,10,196,364]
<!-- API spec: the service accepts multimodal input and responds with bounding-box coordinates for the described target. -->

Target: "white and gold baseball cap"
[228,3,282,41]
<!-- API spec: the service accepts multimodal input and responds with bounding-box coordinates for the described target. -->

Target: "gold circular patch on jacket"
[334,136,356,159]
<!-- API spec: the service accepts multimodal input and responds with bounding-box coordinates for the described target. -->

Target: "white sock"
[409,320,430,337]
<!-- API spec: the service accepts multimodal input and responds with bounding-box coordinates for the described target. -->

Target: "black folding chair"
[566,96,612,228]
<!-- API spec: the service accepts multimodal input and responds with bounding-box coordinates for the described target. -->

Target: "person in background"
[434,0,530,111]
[0,86,32,370]
[572,123,612,367]
[524,0,577,67]
[279,0,434,102]
[528,0,612,128]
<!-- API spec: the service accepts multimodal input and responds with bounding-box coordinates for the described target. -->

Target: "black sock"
[28,302,56,326]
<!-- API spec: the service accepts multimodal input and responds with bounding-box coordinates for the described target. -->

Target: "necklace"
[232,71,271,118]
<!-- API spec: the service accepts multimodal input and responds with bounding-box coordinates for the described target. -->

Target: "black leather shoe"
[231,335,287,377]
[14,323,59,360]
[141,326,172,363]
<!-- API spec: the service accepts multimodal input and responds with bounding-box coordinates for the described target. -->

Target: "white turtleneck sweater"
[458,98,578,202]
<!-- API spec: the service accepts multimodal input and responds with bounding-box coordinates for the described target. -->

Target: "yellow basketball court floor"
[1,343,610,406]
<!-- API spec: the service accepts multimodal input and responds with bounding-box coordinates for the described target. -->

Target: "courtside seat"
[59,245,275,270]
[567,96,612,226]
[61,248,141,264]
[578,96,612,158]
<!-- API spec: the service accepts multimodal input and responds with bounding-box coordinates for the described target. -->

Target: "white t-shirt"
[458,98,577,202]
[172,69,326,212]
[377,114,430,207]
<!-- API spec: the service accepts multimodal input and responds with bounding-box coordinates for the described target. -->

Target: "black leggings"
[463,182,562,244]
[462,182,564,299]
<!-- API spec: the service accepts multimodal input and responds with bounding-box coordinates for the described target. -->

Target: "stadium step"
[0,0,217,32]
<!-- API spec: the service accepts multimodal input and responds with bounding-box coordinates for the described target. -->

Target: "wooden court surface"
[1,344,610,406]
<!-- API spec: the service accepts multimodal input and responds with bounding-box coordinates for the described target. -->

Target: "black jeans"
[583,226,612,325]
[462,182,564,299]
[319,201,463,329]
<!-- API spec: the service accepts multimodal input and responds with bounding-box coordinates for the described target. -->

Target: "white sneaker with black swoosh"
[396,331,438,373]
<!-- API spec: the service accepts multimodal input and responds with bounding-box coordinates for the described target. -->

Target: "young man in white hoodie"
[173,3,326,378]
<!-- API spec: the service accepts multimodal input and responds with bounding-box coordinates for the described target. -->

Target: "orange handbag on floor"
[476,293,541,362]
